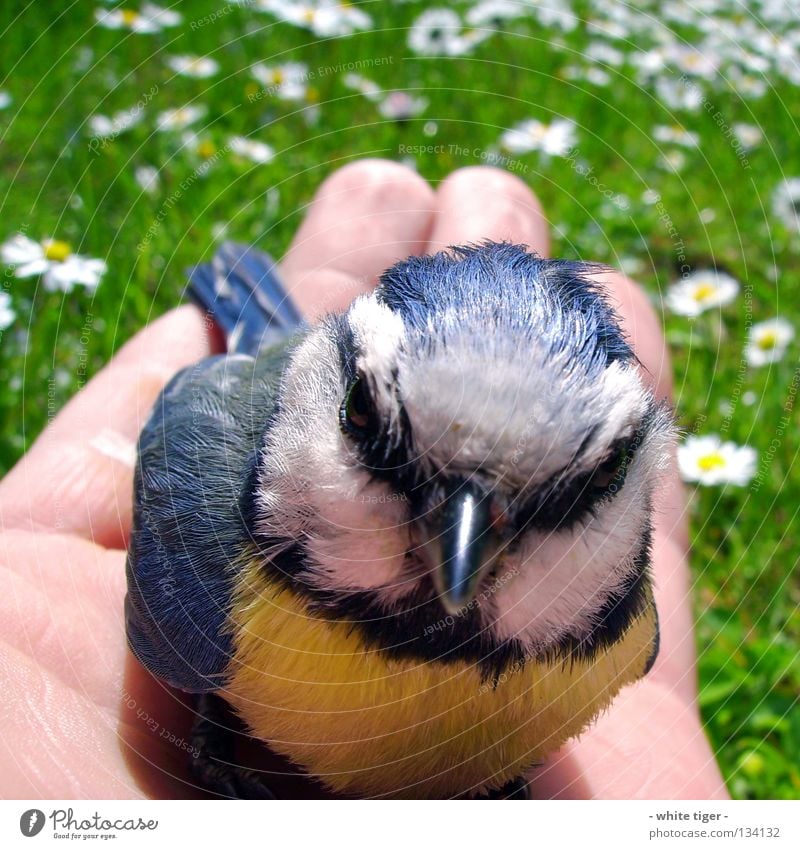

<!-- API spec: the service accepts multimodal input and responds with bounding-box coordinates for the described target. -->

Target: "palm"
[0,161,727,799]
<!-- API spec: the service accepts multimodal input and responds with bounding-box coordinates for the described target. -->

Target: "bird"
[125,239,674,799]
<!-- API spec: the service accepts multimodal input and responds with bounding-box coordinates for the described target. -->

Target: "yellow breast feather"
[223,555,656,798]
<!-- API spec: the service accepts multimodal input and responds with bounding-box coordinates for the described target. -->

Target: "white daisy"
[678,434,757,487]
[665,44,720,78]
[343,73,382,102]
[772,177,800,232]
[733,123,763,149]
[142,3,181,27]
[499,118,576,157]
[378,91,428,120]
[451,28,492,55]
[466,0,524,28]
[654,75,703,111]
[584,41,625,66]
[88,105,144,139]
[563,65,611,86]
[229,136,275,164]
[408,9,464,55]
[95,3,180,33]
[642,188,661,205]
[653,124,700,147]
[181,132,221,170]
[313,1,372,36]
[744,318,795,366]
[1,234,107,293]
[0,290,15,331]
[0,91,11,110]
[95,6,160,32]
[533,0,578,31]
[726,66,768,99]
[251,62,309,102]
[156,104,207,132]
[658,149,686,172]
[168,55,220,79]
[664,269,740,317]
[134,164,160,194]
[256,0,372,37]
[587,16,628,41]
[632,47,667,77]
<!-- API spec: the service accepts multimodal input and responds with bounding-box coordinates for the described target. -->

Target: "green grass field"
[1,0,798,798]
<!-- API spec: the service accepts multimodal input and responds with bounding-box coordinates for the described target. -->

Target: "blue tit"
[126,240,674,799]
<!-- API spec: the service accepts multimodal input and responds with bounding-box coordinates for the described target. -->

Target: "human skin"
[0,160,728,799]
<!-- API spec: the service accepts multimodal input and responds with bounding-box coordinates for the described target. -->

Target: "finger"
[279,158,436,319]
[425,166,550,256]
[591,269,673,403]
[0,530,127,709]
[0,641,143,798]
[0,305,219,549]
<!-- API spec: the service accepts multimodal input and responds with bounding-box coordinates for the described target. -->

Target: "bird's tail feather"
[186,241,303,355]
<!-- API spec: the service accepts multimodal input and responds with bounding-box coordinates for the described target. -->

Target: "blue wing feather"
[186,241,304,355]
[126,240,302,692]
[125,354,284,691]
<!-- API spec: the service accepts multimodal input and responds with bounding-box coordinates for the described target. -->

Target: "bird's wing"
[186,241,304,356]
[125,348,288,692]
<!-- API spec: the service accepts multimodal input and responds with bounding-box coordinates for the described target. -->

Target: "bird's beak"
[419,480,501,616]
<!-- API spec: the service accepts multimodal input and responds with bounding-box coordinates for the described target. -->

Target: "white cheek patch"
[491,415,673,649]
[254,320,416,601]
[304,477,413,596]
[304,506,415,601]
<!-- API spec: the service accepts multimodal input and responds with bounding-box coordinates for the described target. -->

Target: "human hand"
[0,159,728,799]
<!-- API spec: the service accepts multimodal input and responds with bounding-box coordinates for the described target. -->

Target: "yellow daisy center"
[756,330,778,350]
[43,240,72,262]
[302,9,316,23]
[692,282,717,301]
[271,70,285,85]
[121,9,140,25]
[197,139,217,159]
[698,452,726,472]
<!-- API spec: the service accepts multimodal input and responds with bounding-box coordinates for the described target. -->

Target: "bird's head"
[254,242,673,670]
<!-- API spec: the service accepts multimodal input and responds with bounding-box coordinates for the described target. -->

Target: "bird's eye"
[340,376,378,439]
[590,440,632,492]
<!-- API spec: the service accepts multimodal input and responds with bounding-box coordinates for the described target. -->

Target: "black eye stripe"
[511,424,648,531]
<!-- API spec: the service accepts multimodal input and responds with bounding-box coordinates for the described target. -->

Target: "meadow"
[0,0,798,798]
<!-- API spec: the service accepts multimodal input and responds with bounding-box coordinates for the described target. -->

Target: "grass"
[0,0,798,798]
